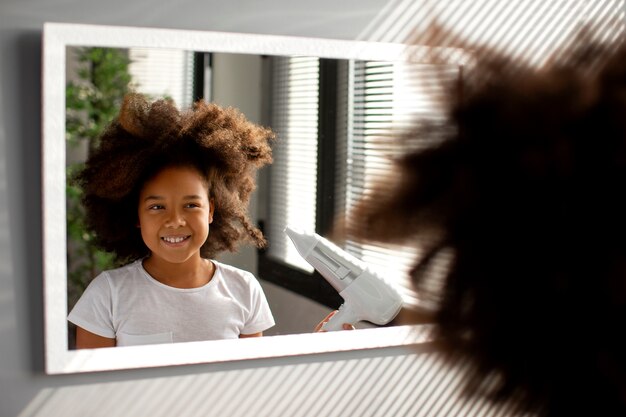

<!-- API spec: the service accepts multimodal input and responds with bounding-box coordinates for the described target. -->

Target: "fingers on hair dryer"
[285,226,403,331]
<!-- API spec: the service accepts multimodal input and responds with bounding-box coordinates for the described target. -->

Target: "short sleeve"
[241,277,275,335]
[67,273,116,338]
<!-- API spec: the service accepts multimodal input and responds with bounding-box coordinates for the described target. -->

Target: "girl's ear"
[209,198,215,224]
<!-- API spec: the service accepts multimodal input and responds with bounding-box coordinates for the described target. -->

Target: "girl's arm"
[239,332,263,338]
[75,326,116,348]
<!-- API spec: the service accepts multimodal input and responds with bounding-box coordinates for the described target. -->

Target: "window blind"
[266,56,320,272]
[337,60,459,310]
[128,47,195,109]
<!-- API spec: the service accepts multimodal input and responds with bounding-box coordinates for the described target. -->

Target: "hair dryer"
[285,226,403,331]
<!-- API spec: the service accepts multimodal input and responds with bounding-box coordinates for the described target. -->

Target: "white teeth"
[162,236,188,243]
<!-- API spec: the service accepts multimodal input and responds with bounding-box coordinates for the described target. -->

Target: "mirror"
[43,23,463,374]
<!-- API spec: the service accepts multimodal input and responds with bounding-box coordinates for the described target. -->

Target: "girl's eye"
[148,205,164,210]
[185,203,200,209]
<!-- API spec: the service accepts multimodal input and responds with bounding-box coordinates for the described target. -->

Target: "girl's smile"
[161,234,192,246]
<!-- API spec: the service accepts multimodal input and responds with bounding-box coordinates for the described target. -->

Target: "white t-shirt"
[68,259,275,346]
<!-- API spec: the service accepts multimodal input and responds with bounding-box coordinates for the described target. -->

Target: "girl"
[68,93,276,348]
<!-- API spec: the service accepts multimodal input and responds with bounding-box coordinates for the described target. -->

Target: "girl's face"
[137,165,214,265]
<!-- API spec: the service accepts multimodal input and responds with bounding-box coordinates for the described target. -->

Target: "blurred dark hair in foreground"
[343,33,626,416]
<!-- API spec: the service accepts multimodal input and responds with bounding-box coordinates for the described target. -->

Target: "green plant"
[65,47,133,308]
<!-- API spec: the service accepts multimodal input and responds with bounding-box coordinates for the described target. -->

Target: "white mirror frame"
[42,22,455,374]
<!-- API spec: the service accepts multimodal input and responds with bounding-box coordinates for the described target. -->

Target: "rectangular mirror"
[43,22,465,374]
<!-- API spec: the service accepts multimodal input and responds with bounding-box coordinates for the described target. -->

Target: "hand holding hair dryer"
[285,226,403,331]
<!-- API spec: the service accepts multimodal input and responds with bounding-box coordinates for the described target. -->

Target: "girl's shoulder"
[106,259,143,275]
[94,259,145,287]
[212,261,258,287]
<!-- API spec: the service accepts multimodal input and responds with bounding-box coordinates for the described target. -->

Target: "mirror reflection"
[65,44,449,349]
[44,23,457,373]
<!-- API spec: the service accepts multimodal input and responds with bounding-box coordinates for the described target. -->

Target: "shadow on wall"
[15,345,518,417]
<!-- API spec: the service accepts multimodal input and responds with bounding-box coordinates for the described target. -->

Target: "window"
[259,55,461,314]
[265,56,320,273]
[128,47,197,108]
[338,61,460,310]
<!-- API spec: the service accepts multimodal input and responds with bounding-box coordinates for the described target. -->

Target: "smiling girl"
[68,93,275,348]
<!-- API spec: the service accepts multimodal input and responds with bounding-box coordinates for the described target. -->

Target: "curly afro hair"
[343,39,626,416]
[75,93,274,264]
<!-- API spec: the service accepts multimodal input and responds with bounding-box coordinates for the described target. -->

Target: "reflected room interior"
[45,23,462,373]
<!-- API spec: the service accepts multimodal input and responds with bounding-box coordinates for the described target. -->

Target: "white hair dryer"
[285,226,403,331]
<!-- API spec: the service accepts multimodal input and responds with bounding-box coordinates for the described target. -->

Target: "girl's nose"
[165,210,185,227]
